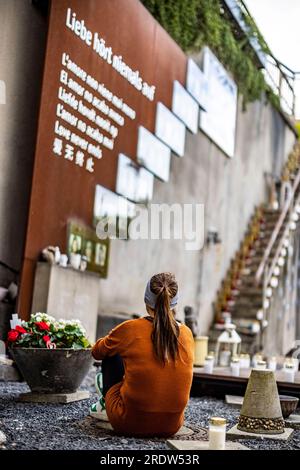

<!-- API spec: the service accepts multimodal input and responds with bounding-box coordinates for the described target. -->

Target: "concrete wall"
[97,96,296,334]
[0,0,47,282]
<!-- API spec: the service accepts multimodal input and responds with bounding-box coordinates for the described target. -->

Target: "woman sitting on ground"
[91,272,194,437]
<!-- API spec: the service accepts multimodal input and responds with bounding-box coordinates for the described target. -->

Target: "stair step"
[233,298,262,309]
[238,288,262,298]
[231,307,260,319]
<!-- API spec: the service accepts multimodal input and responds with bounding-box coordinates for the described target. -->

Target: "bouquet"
[7,313,91,349]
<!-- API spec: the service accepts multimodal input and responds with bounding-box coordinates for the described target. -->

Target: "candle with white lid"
[231,357,240,377]
[267,356,277,372]
[204,355,214,374]
[209,417,226,450]
[283,364,295,383]
[256,360,267,370]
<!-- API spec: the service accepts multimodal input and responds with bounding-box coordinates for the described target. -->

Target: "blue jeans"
[101,354,125,397]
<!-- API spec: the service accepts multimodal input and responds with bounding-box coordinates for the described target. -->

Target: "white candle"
[256,360,267,370]
[209,417,226,450]
[268,357,277,372]
[204,356,214,374]
[284,366,295,383]
[252,354,263,368]
[231,359,240,377]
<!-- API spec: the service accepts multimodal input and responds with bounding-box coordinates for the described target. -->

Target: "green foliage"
[141,0,278,109]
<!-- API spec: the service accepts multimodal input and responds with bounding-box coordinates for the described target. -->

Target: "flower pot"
[279,395,299,418]
[9,347,93,393]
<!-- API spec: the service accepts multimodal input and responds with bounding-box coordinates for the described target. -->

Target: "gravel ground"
[0,366,300,450]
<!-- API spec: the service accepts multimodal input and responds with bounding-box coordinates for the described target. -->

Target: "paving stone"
[18,390,90,404]
[285,414,300,428]
[94,421,194,436]
[227,424,294,441]
[0,431,7,444]
[173,425,194,437]
[225,395,243,407]
[167,440,249,450]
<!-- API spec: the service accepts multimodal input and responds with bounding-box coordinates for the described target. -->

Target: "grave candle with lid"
[215,323,241,366]
[209,417,227,450]
[204,355,214,374]
[256,360,267,370]
[231,357,240,377]
[268,356,277,372]
[283,363,295,383]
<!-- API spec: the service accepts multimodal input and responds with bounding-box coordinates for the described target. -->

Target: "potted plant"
[7,313,93,394]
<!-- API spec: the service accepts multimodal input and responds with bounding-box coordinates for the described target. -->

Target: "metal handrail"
[255,167,300,284]
[0,260,19,275]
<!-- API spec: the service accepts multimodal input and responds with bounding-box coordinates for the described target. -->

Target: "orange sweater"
[92,317,194,437]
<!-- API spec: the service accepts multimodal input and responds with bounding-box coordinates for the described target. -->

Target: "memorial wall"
[12,0,296,331]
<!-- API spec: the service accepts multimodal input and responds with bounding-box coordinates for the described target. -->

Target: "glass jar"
[209,417,227,450]
[204,355,214,374]
[231,357,240,377]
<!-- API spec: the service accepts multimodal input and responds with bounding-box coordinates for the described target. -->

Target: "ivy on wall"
[141,0,279,110]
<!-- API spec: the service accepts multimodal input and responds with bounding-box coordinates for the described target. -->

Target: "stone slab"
[173,425,194,437]
[285,414,300,427]
[18,390,90,403]
[0,431,7,444]
[0,364,22,382]
[227,424,294,441]
[167,440,249,450]
[91,409,109,422]
[95,420,113,431]
[94,421,194,436]
[225,395,244,407]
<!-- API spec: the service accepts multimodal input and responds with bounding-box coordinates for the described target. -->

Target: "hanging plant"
[142,0,279,110]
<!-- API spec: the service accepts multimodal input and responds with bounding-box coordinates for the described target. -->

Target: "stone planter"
[9,347,93,393]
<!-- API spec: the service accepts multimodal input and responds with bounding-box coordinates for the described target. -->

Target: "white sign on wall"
[93,184,135,224]
[155,102,186,157]
[137,126,171,182]
[116,153,154,203]
[186,58,208,111]
[172,80,199,134]
[199,47,238,158]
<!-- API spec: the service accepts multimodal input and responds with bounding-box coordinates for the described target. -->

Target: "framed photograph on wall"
[67,220,110,278]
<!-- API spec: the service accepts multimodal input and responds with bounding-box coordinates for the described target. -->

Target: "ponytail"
[149,273,179,365]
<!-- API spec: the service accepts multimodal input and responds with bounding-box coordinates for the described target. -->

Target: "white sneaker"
[90,400,109,421]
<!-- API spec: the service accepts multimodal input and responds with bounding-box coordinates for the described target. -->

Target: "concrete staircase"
[209,142,300,354]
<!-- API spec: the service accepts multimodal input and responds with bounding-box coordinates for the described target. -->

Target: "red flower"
[7,330,19,342]
[35,321,50,331]
[15,325,27,334]
[43,335,51,343]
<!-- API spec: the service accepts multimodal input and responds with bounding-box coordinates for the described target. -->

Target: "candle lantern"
[215,323,241,366]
